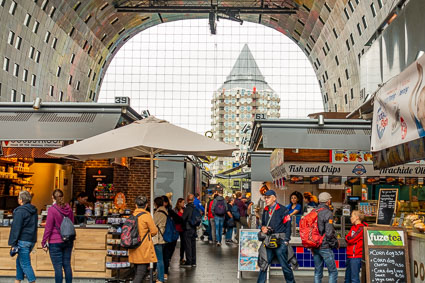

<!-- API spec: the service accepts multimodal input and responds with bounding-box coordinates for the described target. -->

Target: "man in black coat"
[8,191,38,283]
[182,194,197,267]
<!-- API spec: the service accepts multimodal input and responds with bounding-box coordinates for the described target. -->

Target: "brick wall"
[68,158,150,210]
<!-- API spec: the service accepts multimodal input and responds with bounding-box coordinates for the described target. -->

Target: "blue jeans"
[225,227,233,240]
[214,216,224,243]
[154,244,164,282]
[257,244,295,283]
[16,240,36,282]
[313,248,338,283]
[344,257,361,283]
[49,241,73,283]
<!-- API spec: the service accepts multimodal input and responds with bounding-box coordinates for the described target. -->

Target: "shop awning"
[0,102,142,141]
[214,172,251,179]
[250,118,372,151]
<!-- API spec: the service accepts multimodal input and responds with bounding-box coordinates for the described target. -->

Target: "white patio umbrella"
[47,116,236,213]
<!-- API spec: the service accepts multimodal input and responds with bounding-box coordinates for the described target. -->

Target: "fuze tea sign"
[367,230,405,246]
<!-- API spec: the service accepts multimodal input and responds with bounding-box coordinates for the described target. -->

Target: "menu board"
[364,227,410,283]
[376,188,398,225]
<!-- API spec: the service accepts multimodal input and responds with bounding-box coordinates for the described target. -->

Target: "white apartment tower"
[211,44,280,174]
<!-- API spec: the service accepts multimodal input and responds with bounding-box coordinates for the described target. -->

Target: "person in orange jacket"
[345,210,367,283]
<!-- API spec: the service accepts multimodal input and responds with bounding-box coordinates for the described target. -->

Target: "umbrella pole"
[150,152,154,283]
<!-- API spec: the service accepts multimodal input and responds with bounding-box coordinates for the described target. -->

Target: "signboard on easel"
[363,226,410,283]
[237,229,261,279]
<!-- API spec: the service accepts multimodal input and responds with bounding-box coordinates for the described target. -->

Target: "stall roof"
[249,118,372,151]
[0,102,142,141]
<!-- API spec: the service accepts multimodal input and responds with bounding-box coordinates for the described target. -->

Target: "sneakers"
[164,274,168,281]
[192,264,197,267]
[216,242,221,247]
[208,240,213,244]
[179,259,186,265]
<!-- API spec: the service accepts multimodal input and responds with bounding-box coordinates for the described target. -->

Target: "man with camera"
[257,190,295,283]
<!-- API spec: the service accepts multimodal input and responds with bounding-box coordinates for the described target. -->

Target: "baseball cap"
[318,192,332,203]
[264,190,276,197]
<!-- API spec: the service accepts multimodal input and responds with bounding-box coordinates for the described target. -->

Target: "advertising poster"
[238,229,261,272]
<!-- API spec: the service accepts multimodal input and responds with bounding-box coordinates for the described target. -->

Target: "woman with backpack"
[42,189,75,283]
[211,192,227,247]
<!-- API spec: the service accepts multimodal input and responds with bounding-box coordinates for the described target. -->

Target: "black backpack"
[53,205,76,242]
[189,207,202,227]
[121,212,148,249]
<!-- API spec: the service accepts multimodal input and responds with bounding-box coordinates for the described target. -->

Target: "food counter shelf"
[0,226,112,278]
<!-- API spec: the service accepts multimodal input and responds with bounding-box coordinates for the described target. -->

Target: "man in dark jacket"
[211,192,227,246]
[8,191,38,283]
[257,190,294,283]
[234,192,248,243]
[182,194,197,267]
[313,192,338,283]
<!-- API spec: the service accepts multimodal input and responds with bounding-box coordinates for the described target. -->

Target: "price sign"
[376,188,398,225]
[364,227,410,283]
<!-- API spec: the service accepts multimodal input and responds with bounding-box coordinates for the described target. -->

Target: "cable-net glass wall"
[99,19,323,134]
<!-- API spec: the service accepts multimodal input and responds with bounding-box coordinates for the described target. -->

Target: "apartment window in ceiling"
[325,71,329,80]
[316,58,321,66]
[351,88,354,99]
[348,1,354,12]
[84,14,91,24]
[314,62,318,70]
[35,51,40,63]
[110,18,118,25]
[59,91,63,102]
[70,53,75,64]
[346,40,350,51]
[344,8,350,20]
[87,45,92,55]
[29,46,35,59]
[88,68,92,78]
[325,42,330,52]
[33,21,39,34]
[68,75,72,85]
[20,93,25,102]
[52,37,57,49]
[345,69,350,79]
[41,0,48,11]
[49,6,56,17]
[350,33,355,45]
[362,16,368,29]
[9,1,17,15]
[45,31,51,43]
[31,74,36,86]
[56,66,61,77]
[101,34,107,42]
[335,55,339,66]
[8,31,14,45]
[3,57,9,72]
[333,28,338,39]
[83,40,88,49]
[322,47,327,56]
[73,1,81,11]
[322,74,326,83]
[371,3,376,17]
[49,85,54,97]
[319,80,322,88]
[310,35,316,44]
[345,94,348,104]
[306,43,312,52]
[24,14,31,27]
[377,0,383,9]
[92,72,96,81]
[13,63,19,77]
[318,16,325,25]
[76,81,80,91]
[111,47,117,54]
[335,104,338,112]
[69,27,75,36]
[333,84,337,93]
[15,36,22,50]
[297,19,305,26]
[22,69,28,82]
[324,2,331,13]
[100,2,108,11]
[357,23,362,36]
[11,89,16,102]
[338,77,342,88]
[89,90,93,100]
[118,28,125,35]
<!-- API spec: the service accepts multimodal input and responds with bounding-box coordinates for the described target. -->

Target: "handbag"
[10,246,19,257]
[227,218,235,227]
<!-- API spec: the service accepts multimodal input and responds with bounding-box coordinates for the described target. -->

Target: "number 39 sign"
[114,97,130,104]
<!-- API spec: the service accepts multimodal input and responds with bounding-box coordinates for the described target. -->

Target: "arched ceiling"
[0,0,397,112]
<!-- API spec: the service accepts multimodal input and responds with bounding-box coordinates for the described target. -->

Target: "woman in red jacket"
[345,210,367,283]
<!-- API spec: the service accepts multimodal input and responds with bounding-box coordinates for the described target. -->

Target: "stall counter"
[0,226,112,278]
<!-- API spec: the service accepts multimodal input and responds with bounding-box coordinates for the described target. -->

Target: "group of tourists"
[257,189,367,283]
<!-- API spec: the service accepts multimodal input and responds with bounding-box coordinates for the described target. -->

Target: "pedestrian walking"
[181,194,197,267]
[193,193,205,214]
[312,192,339,283]
[153,197,168,283]
[257,190,295,283]
[42,189,75,283]
[174,198,186,265]
[128,195,158,283]
[8,191,38,283]
[211,192,227,246]
[162,195,183,281]
[225,197,235,243]
[205,193,217,244]
[345,210,367,283]
[234,192,248,242]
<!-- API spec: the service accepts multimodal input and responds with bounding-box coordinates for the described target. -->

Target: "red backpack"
[299,208,326,249]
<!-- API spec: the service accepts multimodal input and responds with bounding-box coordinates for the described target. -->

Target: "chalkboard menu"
[364,227,410,283]
[376,188,398,225]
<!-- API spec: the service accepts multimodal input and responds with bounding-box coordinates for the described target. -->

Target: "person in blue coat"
[286,191,303,226]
